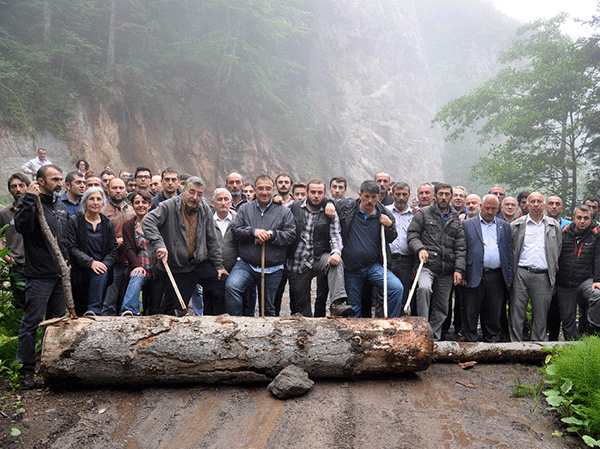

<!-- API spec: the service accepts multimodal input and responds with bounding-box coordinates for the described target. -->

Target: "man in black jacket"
[407,182,466,341]
[14,165,69,389]
[336,180,404,318]
[556,204,600,338]
[286,179,353,317]
[225,175,296,316]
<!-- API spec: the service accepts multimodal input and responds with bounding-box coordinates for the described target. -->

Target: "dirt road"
[0,363,579,448]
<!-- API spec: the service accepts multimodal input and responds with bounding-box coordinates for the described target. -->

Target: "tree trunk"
[106,0,117,77]
[40,315,433,387]
[43,0,52,44]
[433,341,574,364]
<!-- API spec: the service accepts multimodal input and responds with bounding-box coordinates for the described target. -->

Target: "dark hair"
[391,182,410,193]
[131,190,152,203]
[359,180,380,195]
[329,176,347,188]
[517,191,531,203]
[161,167,178,179]
[65,171,84,184]
[292,182,307,192]
[255,174,274,187]
[37,164,62,180]
[100,169,115,178]
[75,159,89,171]
[306,179,325,190]
[275,173,293,184]
[434,182,453,195]
[584,197,600,205]
[134,167,152,178]
[8,172,30,189]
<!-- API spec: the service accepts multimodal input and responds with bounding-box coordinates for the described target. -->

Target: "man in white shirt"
[21,148,51,179]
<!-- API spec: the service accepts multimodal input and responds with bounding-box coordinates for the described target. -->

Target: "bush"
[544,336,600,447]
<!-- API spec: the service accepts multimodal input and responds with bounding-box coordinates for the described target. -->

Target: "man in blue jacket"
[462,194,513,342]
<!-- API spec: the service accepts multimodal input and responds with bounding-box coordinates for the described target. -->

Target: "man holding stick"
[14,165,70,389]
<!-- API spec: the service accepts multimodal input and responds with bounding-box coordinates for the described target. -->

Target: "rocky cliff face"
[0,0,445,195]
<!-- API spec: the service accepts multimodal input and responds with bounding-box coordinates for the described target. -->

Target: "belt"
[483,267,501,273]
[391,253,413,260]
[519,266,548,274]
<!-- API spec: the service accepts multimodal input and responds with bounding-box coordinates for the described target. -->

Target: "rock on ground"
[268,365,314,399]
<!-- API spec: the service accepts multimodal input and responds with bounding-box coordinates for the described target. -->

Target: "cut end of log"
[40,315,433,388]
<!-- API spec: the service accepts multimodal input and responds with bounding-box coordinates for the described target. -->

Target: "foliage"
[434,15,600,209]
[511,378,544,413]
[543,336,600,446]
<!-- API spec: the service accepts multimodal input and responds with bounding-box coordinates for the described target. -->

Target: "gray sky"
[492,0,597,36]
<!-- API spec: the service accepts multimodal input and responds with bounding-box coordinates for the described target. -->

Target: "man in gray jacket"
[142,176,227,315]
[510,192,562,341]
[225,175,296,316]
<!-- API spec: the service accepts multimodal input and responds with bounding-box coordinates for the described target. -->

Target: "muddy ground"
[0,362,580,449]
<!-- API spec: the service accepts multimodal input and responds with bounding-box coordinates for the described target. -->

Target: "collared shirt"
[518,215,548,269]
[58,193,80,217]
[480,216,500,269]
[287,200,343,273]
[387,204,413,255]
[213,211,233,238]
[101,200,135,264]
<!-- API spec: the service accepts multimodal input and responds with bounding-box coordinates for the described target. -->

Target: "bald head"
[465,194,481,218]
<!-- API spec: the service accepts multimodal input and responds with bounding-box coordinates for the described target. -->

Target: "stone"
[267,365,314,400]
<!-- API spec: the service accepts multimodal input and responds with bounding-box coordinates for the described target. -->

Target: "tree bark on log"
[40,316,433,387]
[433,341,574,364]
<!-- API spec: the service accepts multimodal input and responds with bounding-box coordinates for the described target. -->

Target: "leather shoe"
[20,375,37,390]
[330,299,354,317]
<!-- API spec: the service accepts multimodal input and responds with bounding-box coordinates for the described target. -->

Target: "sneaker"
[83,311,97,317]
[20,375,37,390]
[330,299,354,317]
[120,310,134,316]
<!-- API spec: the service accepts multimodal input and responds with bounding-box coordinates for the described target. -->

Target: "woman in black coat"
[66,187,118,316]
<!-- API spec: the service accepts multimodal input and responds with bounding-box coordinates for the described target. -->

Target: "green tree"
[434,15,600,209]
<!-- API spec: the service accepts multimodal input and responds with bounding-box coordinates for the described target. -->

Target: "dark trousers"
[442,285,465,335]
[17,277,65,376]
[142,277,164,315]
[160,261,226,315]
[464,269,507,342]
[315,275,328,317]
[391,254,415,310]
[547,293,561,340]
[274,271,296,316]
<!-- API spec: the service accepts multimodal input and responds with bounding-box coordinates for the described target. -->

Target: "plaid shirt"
[286,201,342,273]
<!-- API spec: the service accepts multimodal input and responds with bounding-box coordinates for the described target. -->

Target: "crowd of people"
[3,147,600,389]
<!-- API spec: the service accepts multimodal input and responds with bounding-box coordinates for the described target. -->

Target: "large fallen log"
[40,315,433,387]
[433,341,574,364]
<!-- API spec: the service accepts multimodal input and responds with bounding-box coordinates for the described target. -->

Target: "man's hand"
[131,266,147,277]
[453,271,463,286]
[418,249,429,263]
[156,247,168,261]
[27,181,40,196]
[254,229,271,244]
[272,194,283,204]
[592,282,600,292]
[91,261,108,275]
[217,269,229,280]
[325,202,336,219]
[328,253,341,266]
[116,237,124,246]
[379,214,392,228]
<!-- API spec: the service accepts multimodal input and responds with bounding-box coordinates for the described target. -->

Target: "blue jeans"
[344,264,404,318]
[225,259,283,317]
[102,263,128,315]
[17,277,65,376]
[120,272,164,315]
[86,271,109,315]
[191,284,203,316]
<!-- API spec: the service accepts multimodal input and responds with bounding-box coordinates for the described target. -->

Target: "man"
[58,171,86,216]
[130,167,153,202]
[14,165,69,389]
[100,169,116,195]
[584,197,599,221]
[517,191,530,218]
[150,175,161,195]
[407,182,466,340]
[0,173,30,309]
[100,178,135,315]
[510,192,562,341]
[85,175,102,189]
[275,173,294,205]
[286,179,352,317]
[555,205,600,340]
[546,195,570,228]
[462,195,513,342]
[143,177,227,315]
[119,171,131,182]
[387,182,415,309]
[452,186,467,216]
[225,171,248,211]
[501,196,519,223]
[336,180,404,318]
[152,168,180,209]
[463,194,481,220]
[291,183,307,203]
[329,177,347,199]
[21,148,51,179]
[415,182,434,213]
[225,175,296,316]
[126,175,136,194]
[375,171,393,206]
[489,185,505,205]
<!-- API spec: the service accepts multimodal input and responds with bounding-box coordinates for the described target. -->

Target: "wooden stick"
[261,242,265,318]
[404,259,425,316]
[162,259,187,313]
[381,224,388,318]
